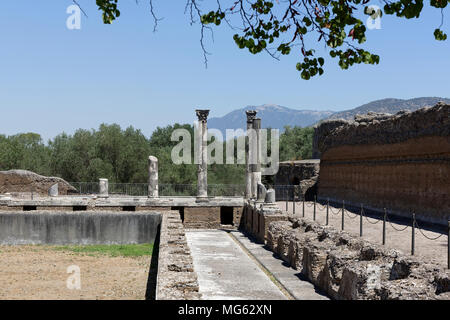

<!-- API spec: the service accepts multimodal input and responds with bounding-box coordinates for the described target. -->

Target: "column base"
[195,197,210,203]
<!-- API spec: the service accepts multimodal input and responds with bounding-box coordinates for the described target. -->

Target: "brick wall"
[315,103,450,225]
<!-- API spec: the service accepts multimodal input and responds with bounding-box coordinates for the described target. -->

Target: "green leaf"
[434,28,448,41]
[301,71,310,80]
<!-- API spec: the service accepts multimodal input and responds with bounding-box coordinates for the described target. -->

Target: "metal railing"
[69,182,245,197]
[274,185,298,201]
[208,184,245,197]
[69,182,100,195]
[159,184,196,197]
[110,183,148,196]
[281,191,450,269]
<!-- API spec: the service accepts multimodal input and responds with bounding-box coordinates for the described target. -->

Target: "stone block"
[302,239,333,285]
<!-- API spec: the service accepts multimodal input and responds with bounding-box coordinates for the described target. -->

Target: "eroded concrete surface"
[185,229,287,300]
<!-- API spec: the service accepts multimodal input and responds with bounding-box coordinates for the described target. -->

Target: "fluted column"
[252,118,262,199]
[245,110,257,199]
[196,109,210,198]
[148,156,159,198]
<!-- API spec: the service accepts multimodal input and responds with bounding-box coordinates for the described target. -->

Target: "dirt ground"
[277,201,449,268]
[0,245,152,300]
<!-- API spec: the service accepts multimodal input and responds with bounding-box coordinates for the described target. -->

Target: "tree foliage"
[0,133,51,176]
[91,0,448,79]
[280,126,314,161]
[0,123,314,183]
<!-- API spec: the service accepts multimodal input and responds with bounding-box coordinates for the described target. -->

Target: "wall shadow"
[145,223,161,300]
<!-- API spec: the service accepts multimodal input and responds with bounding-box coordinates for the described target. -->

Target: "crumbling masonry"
[313,103,450,226]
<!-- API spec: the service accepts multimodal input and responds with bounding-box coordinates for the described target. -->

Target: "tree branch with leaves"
[90,0,448,79]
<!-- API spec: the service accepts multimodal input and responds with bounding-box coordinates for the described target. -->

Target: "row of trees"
[0,123,314,184]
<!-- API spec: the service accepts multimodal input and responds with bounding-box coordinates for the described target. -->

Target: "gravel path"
[0,245,152,300]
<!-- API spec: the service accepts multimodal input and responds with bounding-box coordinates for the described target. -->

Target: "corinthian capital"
[246,110,257,123]
[196,109,210,122]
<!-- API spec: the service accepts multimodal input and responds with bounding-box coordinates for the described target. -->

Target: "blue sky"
[0,1,448,141]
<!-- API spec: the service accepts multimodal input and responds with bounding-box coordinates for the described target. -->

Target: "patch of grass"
[52,243,154,257]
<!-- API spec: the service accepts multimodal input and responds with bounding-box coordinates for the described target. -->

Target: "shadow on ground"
[145,225,160,300]
[235,228,329,299]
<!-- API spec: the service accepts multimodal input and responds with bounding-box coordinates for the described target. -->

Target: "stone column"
[99,178,109,198]
[196,109,209,198]
[148,156,159,198]
[252,118,262,199]
[265,189,276,203]
[245,110,257,199]
[48,183,58,197]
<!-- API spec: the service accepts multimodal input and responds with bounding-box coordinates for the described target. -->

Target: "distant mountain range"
[324,97,450,121]
[208,105,334,135]
[208,97,450,135]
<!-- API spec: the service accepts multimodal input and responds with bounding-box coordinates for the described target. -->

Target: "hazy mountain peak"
[209,104,334,135]
[325,97,450,121]
[207,97,450,136]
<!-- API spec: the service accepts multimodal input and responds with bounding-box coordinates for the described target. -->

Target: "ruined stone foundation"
[267,217,450,300]
[314,103,449,225]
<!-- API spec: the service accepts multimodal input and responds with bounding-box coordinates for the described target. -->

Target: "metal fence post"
[326,199,329,226]
[382,208,387,245]
[302,195,305,217]
[411,213,415,256]
[341,200,345,230]
[293,188,296,215]
[285,188,288,211]
[360,204,363,237]
[313,196,316,221]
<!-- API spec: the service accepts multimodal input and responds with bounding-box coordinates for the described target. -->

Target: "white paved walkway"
[185,229,287,300]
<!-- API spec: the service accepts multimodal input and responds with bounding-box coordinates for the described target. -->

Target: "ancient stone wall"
[275,160,320,200]
[156,211,202,300]
[183,207,221,229]
[275,160,320,185]
[0,170,76,196]
[0,210,161,245]
[183,206,244,229]
[314,103,450,225]
[242,201,288,243]
[267,217,450,300]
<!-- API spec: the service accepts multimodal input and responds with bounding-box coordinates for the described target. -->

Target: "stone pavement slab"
[185,229,287,300]
[230,230,329,300]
